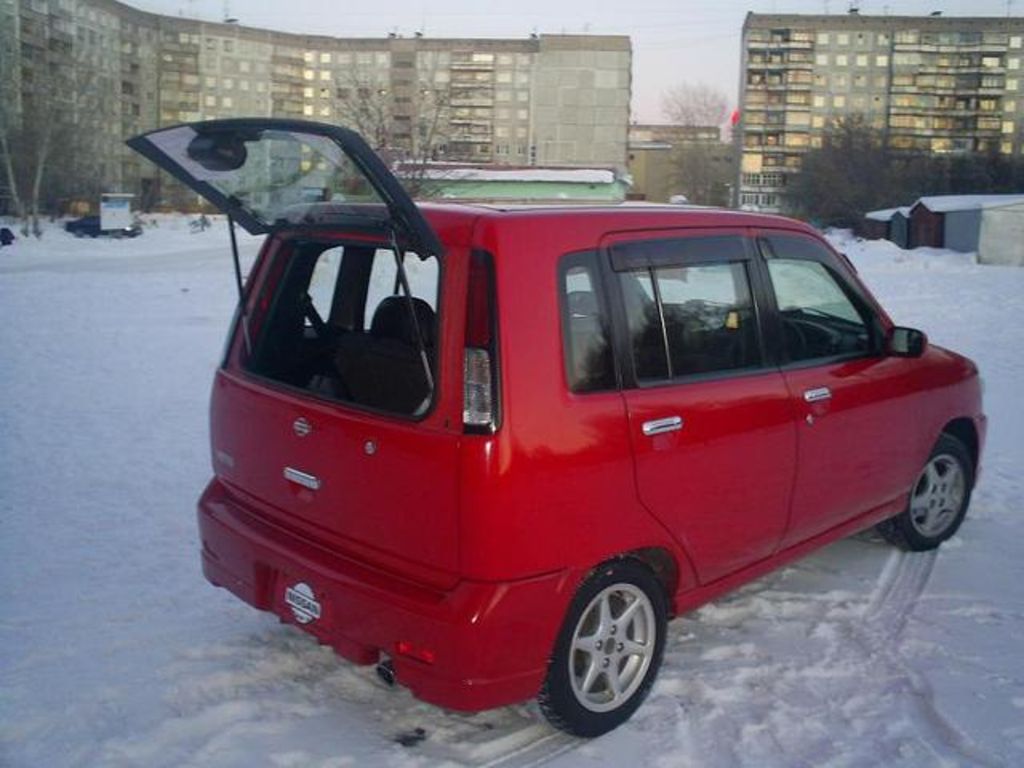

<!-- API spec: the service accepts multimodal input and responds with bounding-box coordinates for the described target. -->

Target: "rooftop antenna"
[222,0,237,23]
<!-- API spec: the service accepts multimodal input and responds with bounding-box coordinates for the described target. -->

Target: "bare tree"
[331,64,452,197]
[0,12,79,236]
[0,13,25,222]
[668,143,735,207]
[660,82,729,131]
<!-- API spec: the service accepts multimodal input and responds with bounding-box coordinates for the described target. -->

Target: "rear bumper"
[198,478,574,712]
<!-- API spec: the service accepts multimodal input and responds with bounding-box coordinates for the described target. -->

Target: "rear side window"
[246,242,440,416]
[559,252,615,393]
[612,236,762,382]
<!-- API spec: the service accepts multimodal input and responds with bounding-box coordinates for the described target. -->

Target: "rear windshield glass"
[146,125,387,229]
[246,242,439,416]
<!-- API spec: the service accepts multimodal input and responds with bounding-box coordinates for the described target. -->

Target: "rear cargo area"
[207,235,460,583]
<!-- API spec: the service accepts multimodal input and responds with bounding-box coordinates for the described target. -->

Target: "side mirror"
[888,326,927,358]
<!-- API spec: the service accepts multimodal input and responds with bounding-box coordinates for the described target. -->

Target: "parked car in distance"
[64,215,142,238]
[128,119,986,738]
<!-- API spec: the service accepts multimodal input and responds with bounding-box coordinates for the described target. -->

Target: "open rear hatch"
[128,120,459,586]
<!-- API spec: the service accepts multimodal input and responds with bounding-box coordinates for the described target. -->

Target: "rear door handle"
[642,416,684,437]
[803,387,832,403]
[284,467,321,490]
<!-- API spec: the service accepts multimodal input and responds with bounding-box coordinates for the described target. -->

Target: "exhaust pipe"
[376,658,396,687]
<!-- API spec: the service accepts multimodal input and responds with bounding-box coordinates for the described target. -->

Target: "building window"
[836,54,848,67]
[876,54,889,67]
[837,33,849,46]
[816,53,828,66]
[816,32,829,45]
[833,95,846,108]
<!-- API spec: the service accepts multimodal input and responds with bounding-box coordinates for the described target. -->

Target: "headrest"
[371,295,436,347]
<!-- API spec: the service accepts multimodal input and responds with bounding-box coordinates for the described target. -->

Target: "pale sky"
[129,0,1018,122]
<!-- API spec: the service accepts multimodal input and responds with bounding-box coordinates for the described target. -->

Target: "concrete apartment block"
[532,36,632,167]
[739,13,1024,214]
[2,0,631,212]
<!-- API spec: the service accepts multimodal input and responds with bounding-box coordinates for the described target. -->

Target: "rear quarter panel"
[456,214,690,586]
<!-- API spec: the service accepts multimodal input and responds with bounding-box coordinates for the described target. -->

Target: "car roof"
[414,201,816,251]
[418,201,805,228]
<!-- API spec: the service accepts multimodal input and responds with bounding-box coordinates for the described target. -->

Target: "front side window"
[612,236,761,382]
[762,235,873,363]
[559,252,615,393]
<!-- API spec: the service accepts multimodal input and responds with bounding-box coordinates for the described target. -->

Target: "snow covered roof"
[416,167,618,184]
[865,206,911,221]
[913,194,1024,214]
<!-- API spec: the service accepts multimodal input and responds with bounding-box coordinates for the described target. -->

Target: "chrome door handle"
[284,467,321,490]
[642,416,683,437]
[803,387,832,403]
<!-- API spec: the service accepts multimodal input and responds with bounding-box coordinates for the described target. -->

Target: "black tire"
[539,559,667,737]
[877,433,974,551]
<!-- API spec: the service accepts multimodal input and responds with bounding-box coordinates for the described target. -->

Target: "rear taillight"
[463,251,498,432]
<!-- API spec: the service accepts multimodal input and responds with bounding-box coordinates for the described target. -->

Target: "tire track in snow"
[476,730,579,768]
[854,549,1005,767]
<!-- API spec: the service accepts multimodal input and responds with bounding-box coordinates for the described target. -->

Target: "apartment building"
[1,0,630,211]
[739,13,1024,213]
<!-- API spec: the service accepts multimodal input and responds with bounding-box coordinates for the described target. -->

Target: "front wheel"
[539,560,667,737]
[877,433,974,551]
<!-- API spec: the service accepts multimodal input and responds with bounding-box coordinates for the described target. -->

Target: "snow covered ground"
[1,219,1022,767]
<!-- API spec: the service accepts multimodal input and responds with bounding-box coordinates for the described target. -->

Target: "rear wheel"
[539,560,666,737]
[877,433,973,551]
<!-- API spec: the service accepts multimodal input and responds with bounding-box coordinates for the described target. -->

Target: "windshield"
[145,125,388,229]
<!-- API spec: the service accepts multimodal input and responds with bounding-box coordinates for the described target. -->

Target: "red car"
[130,120,985,737]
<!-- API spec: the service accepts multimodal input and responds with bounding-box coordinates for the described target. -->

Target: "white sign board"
[100,194,134,231]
